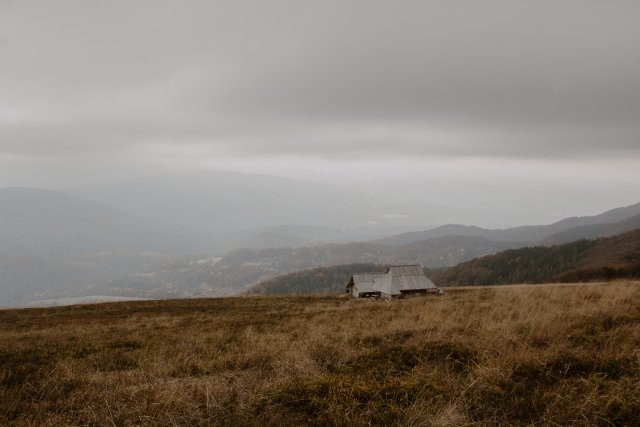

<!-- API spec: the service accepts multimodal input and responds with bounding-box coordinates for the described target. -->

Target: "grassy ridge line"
[1,282,639,425]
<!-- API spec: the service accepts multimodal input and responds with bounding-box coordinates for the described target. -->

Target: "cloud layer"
[1,1,639,223]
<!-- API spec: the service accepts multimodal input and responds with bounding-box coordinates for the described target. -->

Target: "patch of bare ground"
[1,282,639,425]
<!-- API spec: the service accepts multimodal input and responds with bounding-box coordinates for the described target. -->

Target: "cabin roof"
[349,272,386,293]
[373,264,437,295]
[386,265,427,276]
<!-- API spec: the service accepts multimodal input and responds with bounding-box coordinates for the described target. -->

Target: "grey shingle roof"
[351,272,386,294]
[373,265,437,296]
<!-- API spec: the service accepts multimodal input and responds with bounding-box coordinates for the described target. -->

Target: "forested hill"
[248,230,640,295]
[245,263,389,295]
[433,229,640,286]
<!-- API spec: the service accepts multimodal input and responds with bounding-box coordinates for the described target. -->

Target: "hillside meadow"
[1,282,639,426]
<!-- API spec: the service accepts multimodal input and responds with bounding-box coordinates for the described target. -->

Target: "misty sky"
[1,0,639,226]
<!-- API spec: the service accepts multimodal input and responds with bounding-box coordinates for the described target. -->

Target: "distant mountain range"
[0,187,201,306]
[246,229,640,295]
[212,202,640,293]
[542,214,640,245]
[198,236,517,295]
[0,177,431,306]
[0,187,201,256]
[375,202,640,246]
[68,171,436,252]
[2,175,640,307]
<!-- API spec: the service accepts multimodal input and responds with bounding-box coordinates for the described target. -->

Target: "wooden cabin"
[346,265,442,299]
[346,272,386,298]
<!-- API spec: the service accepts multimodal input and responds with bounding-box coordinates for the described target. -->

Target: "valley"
[2,180,640,306]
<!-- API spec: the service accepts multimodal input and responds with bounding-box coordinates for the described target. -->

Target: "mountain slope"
[214,235,515,294]
[375,225,498,245]
[433,229,640,286]
[217,210,640,294]
[246,263,388,295]
[216,207,640,294]
[376,202,640,246]
[70,171,437,252]
[0,188,203,306]
[543,214,640,245]
[249,228,640,295]
[0,187,201,255]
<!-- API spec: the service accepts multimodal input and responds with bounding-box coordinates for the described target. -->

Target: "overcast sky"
[1,0,639,226]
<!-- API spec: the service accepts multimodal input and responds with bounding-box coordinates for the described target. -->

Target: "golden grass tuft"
[1,281,639,425]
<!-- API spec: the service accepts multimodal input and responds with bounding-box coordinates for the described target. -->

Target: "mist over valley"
[2,173,639,307]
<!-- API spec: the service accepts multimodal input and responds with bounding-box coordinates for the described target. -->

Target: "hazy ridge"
[375,202,640,246]
[246,229,640,295]
[2,176,640,307]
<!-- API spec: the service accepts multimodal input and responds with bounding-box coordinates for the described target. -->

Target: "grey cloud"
[203,2,640,116]
[1,0,639,165]
[201,124,640,160]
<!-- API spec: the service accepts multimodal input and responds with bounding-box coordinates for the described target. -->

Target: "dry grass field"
[1,282,639,426]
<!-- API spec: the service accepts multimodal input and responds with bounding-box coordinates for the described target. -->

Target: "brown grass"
[1,281,639,426]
